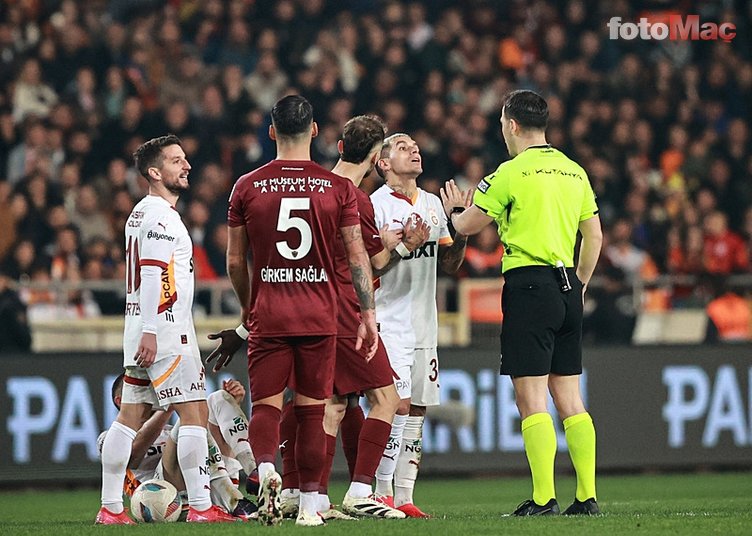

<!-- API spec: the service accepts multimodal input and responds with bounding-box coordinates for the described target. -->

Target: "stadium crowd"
[0,0,750,334]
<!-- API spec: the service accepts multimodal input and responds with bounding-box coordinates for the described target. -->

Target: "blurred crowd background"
[0,0,751,350]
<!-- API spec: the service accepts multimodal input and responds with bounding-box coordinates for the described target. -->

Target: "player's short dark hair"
[271,95,313,138]
[111,373,124,406]
[133,134,182,181]
[503,90,548,130]
[341,115,387,164]
[375,132,408,179]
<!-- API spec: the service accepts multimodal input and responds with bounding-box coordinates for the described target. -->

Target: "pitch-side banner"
[0,345,750,482]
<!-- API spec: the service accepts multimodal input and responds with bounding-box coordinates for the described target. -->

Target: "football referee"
[441,90,603,516]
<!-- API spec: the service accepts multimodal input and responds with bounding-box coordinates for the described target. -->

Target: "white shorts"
[122,354,207,408]
[380,335,440,406]
[412,347,440,407]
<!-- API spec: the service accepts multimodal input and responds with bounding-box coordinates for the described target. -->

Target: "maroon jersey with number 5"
[228,159,360,336]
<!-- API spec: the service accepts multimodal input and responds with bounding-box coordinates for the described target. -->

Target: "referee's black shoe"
[512,498,560,516]
[563,498,600,515]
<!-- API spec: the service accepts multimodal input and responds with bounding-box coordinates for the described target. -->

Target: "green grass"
[1,473,751,535]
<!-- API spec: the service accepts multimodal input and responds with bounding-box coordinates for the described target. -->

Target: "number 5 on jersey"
[276,198,312,260]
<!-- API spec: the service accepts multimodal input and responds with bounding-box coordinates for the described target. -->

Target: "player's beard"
[164,176,189,194]
[363,162,375,180]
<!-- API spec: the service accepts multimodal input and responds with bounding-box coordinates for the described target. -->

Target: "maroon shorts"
[247,335,336,401]
[333,335,395,397]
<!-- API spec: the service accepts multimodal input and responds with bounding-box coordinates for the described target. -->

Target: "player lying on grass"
[97,374,257,520]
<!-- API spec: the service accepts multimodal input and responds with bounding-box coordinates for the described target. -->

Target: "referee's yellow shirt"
[473,146,598,273]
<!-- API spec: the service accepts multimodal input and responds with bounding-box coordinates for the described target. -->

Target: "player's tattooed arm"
[439,234,468,274]
[342,224,376,311]
[342,223,379,360]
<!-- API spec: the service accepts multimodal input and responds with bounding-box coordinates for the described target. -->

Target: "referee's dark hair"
[503,90,549,130]
[272,95,314,138]
[133,134,182,181]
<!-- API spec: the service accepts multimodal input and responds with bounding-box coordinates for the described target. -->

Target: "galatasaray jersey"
[228,159,360,336]
[370,185,452,348]
[123,195,199,366]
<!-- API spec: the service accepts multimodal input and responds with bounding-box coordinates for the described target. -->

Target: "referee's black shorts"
[499,266,584,377]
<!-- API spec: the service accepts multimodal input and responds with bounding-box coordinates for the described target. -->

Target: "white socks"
[207,432,242,513]
[395,415,424,507]
[346,481,372,499]
[300,491,319,516]
[374,413,408,496]
[281,488,299,502]
[100,421,137,513]
[257,461,276,484]
[177,425,212,511]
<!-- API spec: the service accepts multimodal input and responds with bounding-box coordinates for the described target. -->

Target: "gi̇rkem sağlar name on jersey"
[260,265,329,283]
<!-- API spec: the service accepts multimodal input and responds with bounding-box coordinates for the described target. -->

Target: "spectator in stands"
[583,266,636,346]
[244,50,289,111]
[702,211,750,274]
[463,226,504,279]
[49,224,81,283]
[205,224,229,279]
[12,58,57,123]
[101,66,132,120]
[0,181,16,259]
[2,239,45,281]
[0,272,32,352]
[604,218,659,282]
[161,48,213,112]
[6,118,47,185]
[70,184,114,245]
[704,277,752,343]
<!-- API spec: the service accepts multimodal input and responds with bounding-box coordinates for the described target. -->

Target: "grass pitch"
[1,472,751,535]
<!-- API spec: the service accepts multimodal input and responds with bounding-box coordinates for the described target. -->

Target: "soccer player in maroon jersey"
[276,115,430,520]
[223,95,378,526]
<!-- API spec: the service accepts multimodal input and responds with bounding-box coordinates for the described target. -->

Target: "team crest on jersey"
[428,208,440,226]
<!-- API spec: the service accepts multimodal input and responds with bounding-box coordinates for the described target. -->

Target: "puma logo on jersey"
[157,222,167,230]
[279,440,289,450]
